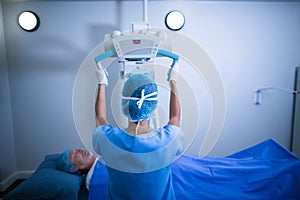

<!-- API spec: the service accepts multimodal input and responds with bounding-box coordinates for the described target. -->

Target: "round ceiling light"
[165,10,185,31]
[18,11,40,32]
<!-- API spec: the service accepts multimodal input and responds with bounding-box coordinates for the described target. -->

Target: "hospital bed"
[4,138,300,200]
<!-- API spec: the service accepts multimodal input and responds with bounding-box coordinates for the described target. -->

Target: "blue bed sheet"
[89,139,300,200]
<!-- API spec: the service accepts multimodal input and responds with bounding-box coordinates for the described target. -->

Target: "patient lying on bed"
[5,139,300,200]
[58,139,300,200]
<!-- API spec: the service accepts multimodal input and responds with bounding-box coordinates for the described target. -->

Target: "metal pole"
[143,0,148,23]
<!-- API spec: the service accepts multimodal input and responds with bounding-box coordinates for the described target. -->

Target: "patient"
[58,148,96,175]
[57,139,300,200]
[57,148,102,190]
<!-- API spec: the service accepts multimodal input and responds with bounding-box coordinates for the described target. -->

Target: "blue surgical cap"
[57,149,81,175]
[121,74,158,122]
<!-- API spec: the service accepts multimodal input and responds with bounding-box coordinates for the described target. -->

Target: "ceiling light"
[165,10,185,31]
[18,11,40,32]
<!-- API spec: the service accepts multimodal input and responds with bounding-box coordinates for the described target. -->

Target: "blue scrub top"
[93,124,184,200]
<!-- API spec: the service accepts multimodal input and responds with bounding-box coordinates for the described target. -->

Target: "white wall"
[1,0,300,184]
[0,2,17,188]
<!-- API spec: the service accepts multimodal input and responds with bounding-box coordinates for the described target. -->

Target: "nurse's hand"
[95,62,108,85]
[168,63,179,82]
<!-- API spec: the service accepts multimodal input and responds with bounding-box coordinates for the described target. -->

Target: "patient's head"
[57,149,96,175]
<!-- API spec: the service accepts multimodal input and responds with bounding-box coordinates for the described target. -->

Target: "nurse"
[92,61,184,200]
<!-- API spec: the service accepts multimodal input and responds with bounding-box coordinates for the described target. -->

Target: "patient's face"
[68,149,95,172]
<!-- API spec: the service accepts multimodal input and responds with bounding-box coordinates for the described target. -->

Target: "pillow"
[4,153,84,200]
[37,153,62,169]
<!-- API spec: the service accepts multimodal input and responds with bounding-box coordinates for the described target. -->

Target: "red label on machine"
[133,40,141,44]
